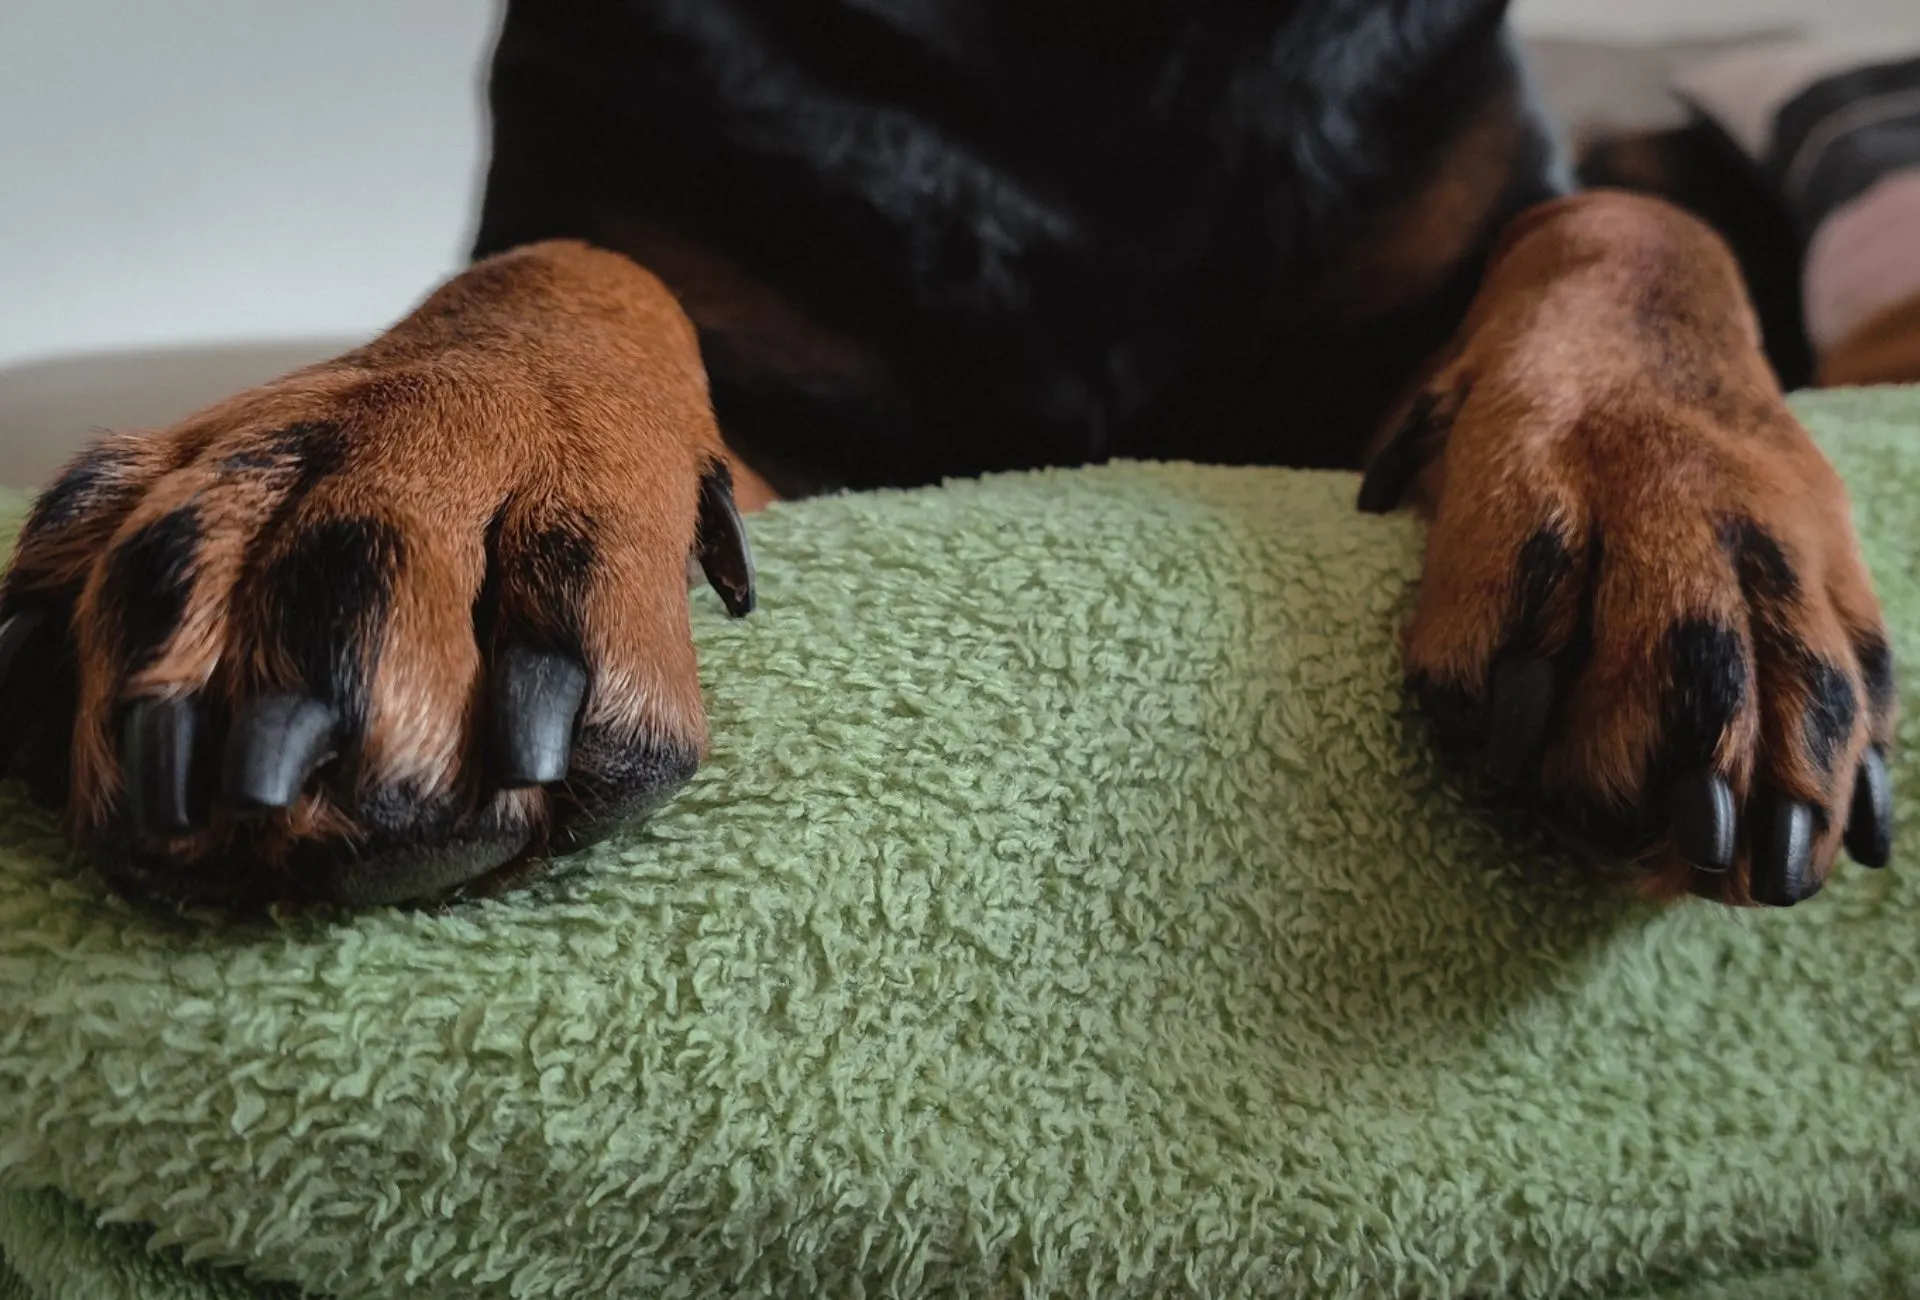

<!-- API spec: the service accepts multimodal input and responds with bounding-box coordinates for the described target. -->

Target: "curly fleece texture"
[2,388,1919,1299]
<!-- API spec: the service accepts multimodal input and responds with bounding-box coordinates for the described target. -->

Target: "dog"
[0,0,1896,909]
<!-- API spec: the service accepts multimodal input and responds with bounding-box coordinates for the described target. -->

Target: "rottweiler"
[0,0,1896,908]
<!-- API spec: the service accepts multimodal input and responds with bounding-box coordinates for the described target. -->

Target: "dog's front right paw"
[1362,193,1899,907]
[1371,349,1893,908]
[0,241,756,908]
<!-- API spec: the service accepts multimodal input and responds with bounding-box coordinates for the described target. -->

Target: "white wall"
[0,0,1911,488]
[0,1,498,368]
[1516,0,1916,40]
[4,0,1910,371]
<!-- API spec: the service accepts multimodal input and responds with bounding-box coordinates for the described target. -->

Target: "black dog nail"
[123,697,199,838]
[221,693,338,813]
[1845,746,1893,869]
[1671,767,1735,872]
[492,645,589,787]
[1357,391,1447,514]
[1416,677,1488,753]
[1357,439,1420,514]
[1487,657,1553,786]
[1750,796,1818,906]
[696,465,757,617]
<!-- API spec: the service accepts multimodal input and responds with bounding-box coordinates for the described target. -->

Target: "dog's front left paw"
[1367,362,1895,907]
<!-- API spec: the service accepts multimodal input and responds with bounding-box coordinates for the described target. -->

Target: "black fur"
[26,443,133,537]
[1802,658,1858,777]
[1723,518,1864,782]
[218,421,349,487]
[1553,611,1750,863]
[1659,619,1748,771]
[0,609,78,805]
[1508,527,1574,656]
[285,421,352,488]
[214,447,281,475]
[98,505,202,675]
[476,510,600,657]
[1725,518,1799,605]
[474,0,1556,491]
[248,517,404,744]
[1563,527,1603,679]
[1858,634,1896,722]
[1406,524,1590,760]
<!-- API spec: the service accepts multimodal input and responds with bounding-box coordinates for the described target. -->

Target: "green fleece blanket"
[3,389,1920,1299]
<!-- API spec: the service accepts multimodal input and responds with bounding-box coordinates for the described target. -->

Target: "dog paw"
[0,242,755,907]
[1364,369,1895,906]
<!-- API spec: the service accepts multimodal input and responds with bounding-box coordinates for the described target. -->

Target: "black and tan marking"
[1,250,757,908]
[0,0,1898,910]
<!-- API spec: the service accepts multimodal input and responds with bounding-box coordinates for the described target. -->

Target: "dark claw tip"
[1414,675,1488,754]
[696,463,756,617]
[1355,458,1408,515]
[1487,657,1555,787]
[1671,768,1736,872]
[1357,392,1448,515]
[1750,796,1819,907]
[1845,746,1893,869]
[220,693,338,814]
[0,608,48,689]
[122,696,200,838]
[491,645,590,788]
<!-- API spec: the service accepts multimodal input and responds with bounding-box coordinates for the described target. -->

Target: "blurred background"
[2,0,1915,487]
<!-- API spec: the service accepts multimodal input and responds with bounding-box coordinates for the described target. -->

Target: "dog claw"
[1750,795,1818,906]
[1357,391,1449,514]
[1487,658,1553,786]
[123,697,200,838]
[1414,678,1487,755]
[1670,768,1736,872]
[1846,746,1893,869]
[491,645,589,787]
[696,464,756,617]
[221,693,338,814]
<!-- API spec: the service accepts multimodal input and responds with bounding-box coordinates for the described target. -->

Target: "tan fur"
[1404,191,1891,902]
[9,192,1892,906]
[11,240,747,887]
[6,432,177,596]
